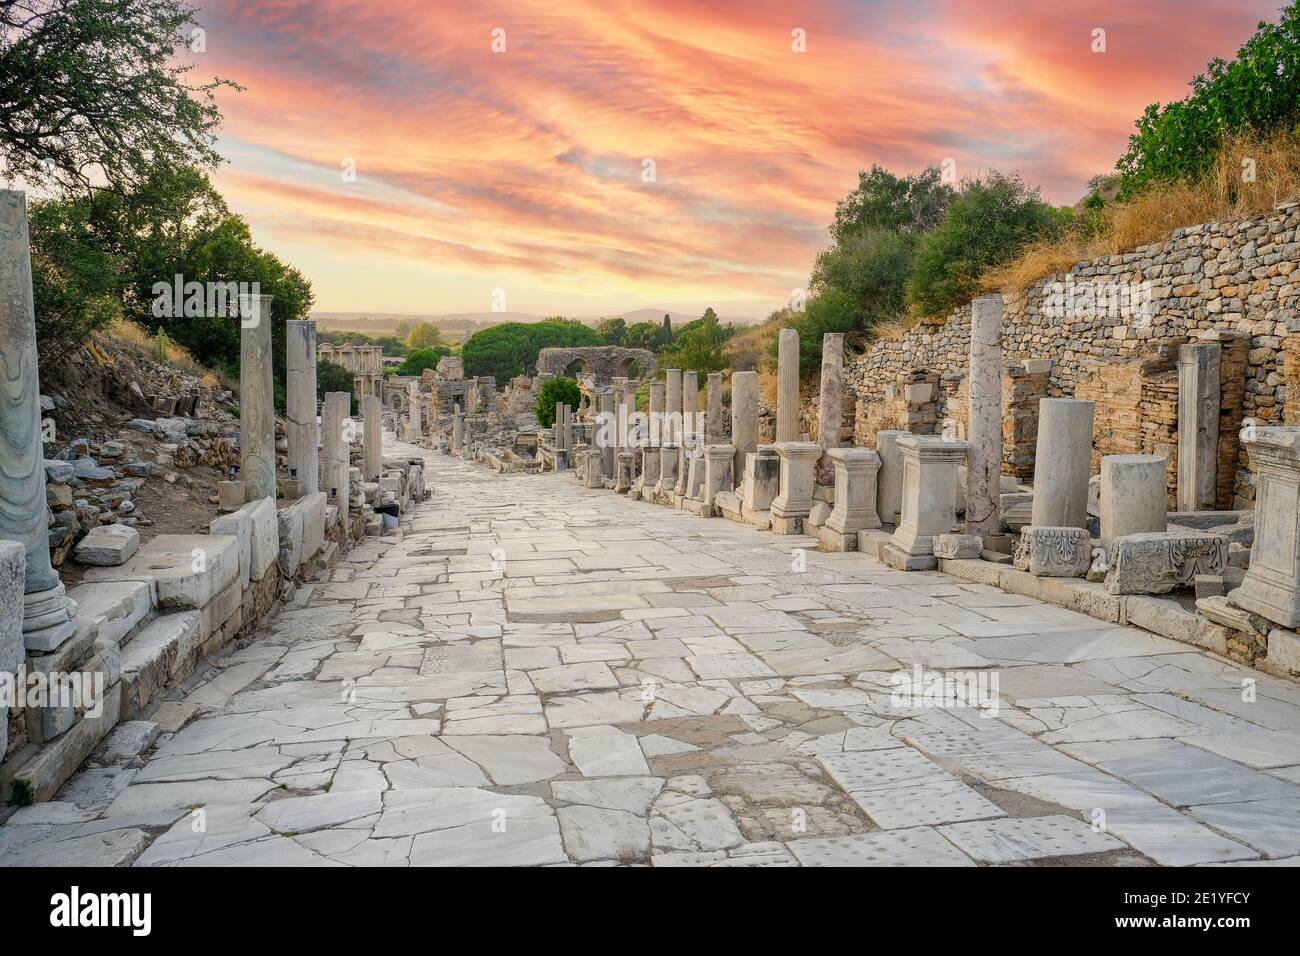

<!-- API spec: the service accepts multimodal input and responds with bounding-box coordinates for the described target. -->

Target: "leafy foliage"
[595,317,625,344]
[396,346,451,376]
[1118,4,1300,197]
[405,322,444,349]
[461,319,602,381]
[535,377,580,428]
[830,165,954,243]
[769,289,863,377]
[0,0,236,193]
[656,309,732,374]
[906,172,1060,316]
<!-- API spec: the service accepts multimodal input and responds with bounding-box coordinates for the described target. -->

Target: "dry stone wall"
[843,199,1300,507]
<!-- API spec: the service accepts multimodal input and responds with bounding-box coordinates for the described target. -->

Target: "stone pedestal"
[656,446,679,502]
[407,381,421,441]
[1229,427,1300,626]
[770,441,821,534]
[776,329,800,442]
[966,296,1003,536]
[322,391,351,518]
[452,410,464,454]
[886,436,968,570]
[362,394,382,481]
[1031,398,1094,529]
[1177,342,1221,512]
[218,480,246,512]
[285,319,319,496]
[875,430,909,527]
[820,447,882,552]
[1099,454,1167,550]
[0,190,79,648]
[741,446,780,524]
[239,293,276,501]
[815,332,845,484]
[615,452,634,493]
[731,370,759,487]
[702,444,735,514]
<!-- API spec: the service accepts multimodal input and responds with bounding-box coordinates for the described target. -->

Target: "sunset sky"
[193,0,1282,318]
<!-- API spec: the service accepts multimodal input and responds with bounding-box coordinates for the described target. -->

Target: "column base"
[23,583,80,652]
[817,526,856,552]
[883,543,937,571]
[770,509,809,535]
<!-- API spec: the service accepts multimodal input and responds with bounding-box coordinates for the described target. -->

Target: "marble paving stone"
[937,815,1123,862]
[786,828,975,867]
[569,733,650,777]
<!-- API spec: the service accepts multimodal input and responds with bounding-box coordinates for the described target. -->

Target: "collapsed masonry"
[0,190,429,804]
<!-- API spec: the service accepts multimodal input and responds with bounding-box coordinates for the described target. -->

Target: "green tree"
[596,316,626,345]
[405,322,444,349]
[811,228,917,322]
[830,165,955,243]
[535,377,580,428]
[907,172,1060,316]
[1118,4,1300,196]
[622,321,659,351]
[462,319,602,381]
[317,359,354,414]
[0,0,236,193]
[397,346,451,376]
[657,310,730,374]
[767,290,862,377]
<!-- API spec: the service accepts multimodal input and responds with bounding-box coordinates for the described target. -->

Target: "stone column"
[407,381,421,440]
[1229,427,1300,627]
[322,391,351,514]
[0,190,79,650]
[1099,454,1167,551]
[731,370,759,486]
[555,402,567,452]
[1031,398,1094,529]
[677,371,699,496]
[875,430,909,527]
[598,389,615,480]
[815,332,845,483]
[452,408,464,454]
[821,447,882,551]
[1177,342,1221,512]
[966,296,1003,536]
[1,540,23,758]
[285,319,319,496]
[886,436,968,570]
[706,373,724,443]
[362,393,382,481]
[239,292,276,501]
[770,441,821,534]
[664,369,682,446]
[776,328,800,442]
[640,383,663,496]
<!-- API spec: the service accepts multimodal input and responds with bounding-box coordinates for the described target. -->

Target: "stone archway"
[536,346,657,383]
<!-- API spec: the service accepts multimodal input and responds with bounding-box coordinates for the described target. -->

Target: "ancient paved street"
[5,437,1300,867]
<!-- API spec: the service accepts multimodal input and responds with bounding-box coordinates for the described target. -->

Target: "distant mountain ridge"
[313,308,763,331]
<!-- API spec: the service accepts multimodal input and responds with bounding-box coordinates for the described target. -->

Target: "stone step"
[83,533,240,610]
[118,610,202,719]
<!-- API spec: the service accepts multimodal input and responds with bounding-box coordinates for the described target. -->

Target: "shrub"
[907,172,1060,316]
[396,347,451,376]
[535,377,580,427]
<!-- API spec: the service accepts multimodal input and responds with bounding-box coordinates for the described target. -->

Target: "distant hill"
[312,308,764,333]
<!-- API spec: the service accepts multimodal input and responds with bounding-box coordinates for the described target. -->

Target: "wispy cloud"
[192,0,1277,314]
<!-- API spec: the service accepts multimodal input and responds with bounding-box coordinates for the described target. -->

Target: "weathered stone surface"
[119,611,202,716]
[1031,398,1094,529]
[933,533,983,559]
[1177,342,1220,512]
[770,441,821,534]
[239,293,276,500]
[64,580,152,647]
[730,370,759,484]
[887,436,967,570]
[1230,427,1300,628]
[874,430,908,526]
[1014,526,1091,577]
[966,296,1003,536]
[1099,454,1167,550]
[0,540,23,758]
[285,319,320,494]
[74,524,140,566]
[776,329,800,442]
[84,533,239,609]
[1106,531,1228,595]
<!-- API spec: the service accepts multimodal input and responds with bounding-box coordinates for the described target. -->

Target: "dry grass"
[983,129,1300,294]
[867,314,921,343]
[102,317,207,375]
[725,315,782,373]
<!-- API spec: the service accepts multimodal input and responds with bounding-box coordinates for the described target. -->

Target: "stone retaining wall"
[843,200,1300,507]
